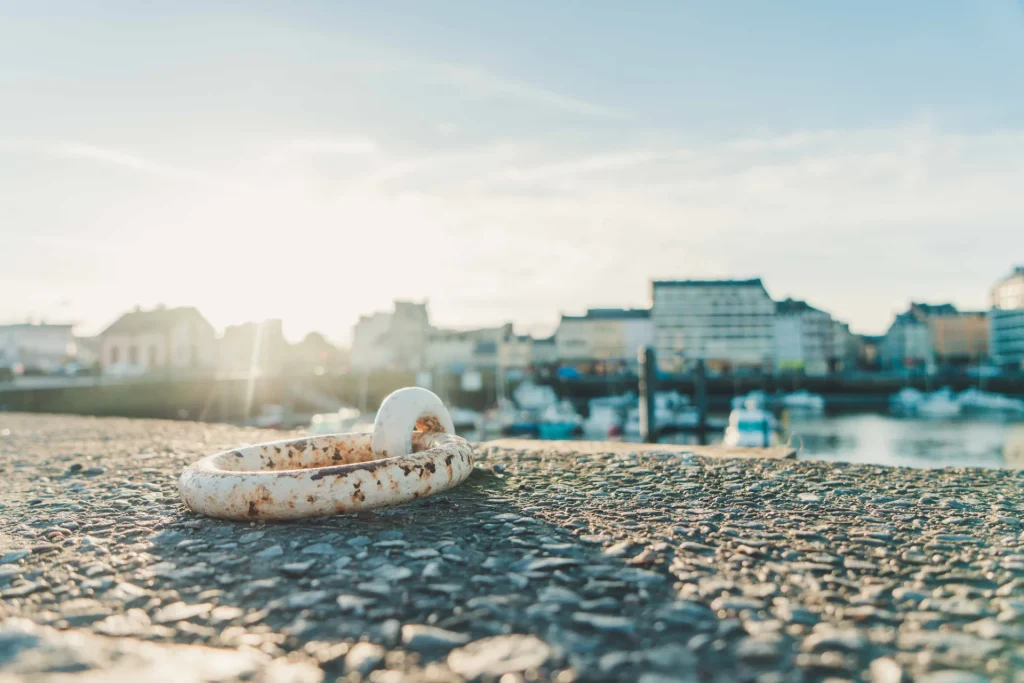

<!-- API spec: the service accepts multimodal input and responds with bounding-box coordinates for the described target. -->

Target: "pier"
[2,413,1021,681]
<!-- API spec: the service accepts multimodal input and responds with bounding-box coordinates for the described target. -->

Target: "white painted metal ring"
[178,388,473,521]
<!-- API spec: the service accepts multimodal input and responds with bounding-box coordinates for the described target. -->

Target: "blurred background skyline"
[3,1,1024,342]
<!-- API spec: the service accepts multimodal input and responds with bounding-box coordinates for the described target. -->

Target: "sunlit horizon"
[3,2,1023,343]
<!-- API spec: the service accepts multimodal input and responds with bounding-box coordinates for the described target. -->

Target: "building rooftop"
[560,308,651,322]
[100,307,213,337]
[910,302,959,317]
[652,278,765,289]
[775,298,825,315]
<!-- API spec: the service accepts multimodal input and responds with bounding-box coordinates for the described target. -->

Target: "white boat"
[889,387,924,416]
[723,405,780,448]
[731,391,767,410]
[513,382,559,411]
[538,400,582,440]
[957,389,1024,417]
[780,390,825,414]
[582,390,635,436]
[582,403,624,437]
[916,388,961,420]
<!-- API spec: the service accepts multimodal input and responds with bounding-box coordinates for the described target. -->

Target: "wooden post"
[639,347,656,443]
[695,359,708,445]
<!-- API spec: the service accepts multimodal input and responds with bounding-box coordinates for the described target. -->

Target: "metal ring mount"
[178,388,473,521]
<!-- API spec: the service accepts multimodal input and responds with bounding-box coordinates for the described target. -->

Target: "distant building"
[531,335,558,367]
[859,335,884,370]
[880,309,934,371]
[914,303,987,368]
[351,311,394,370]
[879,302,987,371]
[427,324,512,372]
[290,332,347,374]
[556,308,652,371]
[350,300,431,371]
[218,319,288,373]
[773,298,834,376]
[0,323,76,373]
[99,306,215,372]
[651,279,775,373]
[990,266,1024,369]
[499,333,534,372]
[830,321,861,373]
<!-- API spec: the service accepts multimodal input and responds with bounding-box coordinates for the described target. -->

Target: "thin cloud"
[46,142,215,184]
[471,150,666,187]
[345,55,626,119]
[427,62,626,119]
[272,137,378,156]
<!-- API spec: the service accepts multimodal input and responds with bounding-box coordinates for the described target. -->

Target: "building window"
[110,346,120,364]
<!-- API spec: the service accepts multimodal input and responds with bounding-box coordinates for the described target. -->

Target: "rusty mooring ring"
[178,388,473,520]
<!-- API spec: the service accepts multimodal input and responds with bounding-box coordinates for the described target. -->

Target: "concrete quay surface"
[1,413,1022,683]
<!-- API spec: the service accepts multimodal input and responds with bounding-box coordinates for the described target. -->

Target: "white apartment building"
[990,265,1024,369]
[555,309,653,368]
[0,323,76,373]
[773,298,835,376]
[651,279,775,372]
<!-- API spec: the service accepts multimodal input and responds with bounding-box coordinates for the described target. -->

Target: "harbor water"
[468,412,1024,470]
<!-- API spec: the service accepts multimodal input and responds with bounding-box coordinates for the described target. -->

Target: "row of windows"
[109,344,196,366]
[656,327,775,336]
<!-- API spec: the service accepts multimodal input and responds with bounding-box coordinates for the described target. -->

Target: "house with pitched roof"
[99,306,216,372]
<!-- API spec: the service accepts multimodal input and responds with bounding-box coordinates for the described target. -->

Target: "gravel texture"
[1,413,1023,682]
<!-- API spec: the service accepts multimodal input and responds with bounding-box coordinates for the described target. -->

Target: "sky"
[2,1,1023,343]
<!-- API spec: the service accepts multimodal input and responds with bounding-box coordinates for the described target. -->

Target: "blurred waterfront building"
[531,335,558,369]
[651,279,774,373]
[350,300,431,371]
[990,265,1024,370]
[99,306,216,373]
[289,332,348,374]
[858,335,884,370]
[880,302,987,372]
[915,303,988,369]
[555,308,652,373]
[218,319,289,374]
[772,298,834,376]
[427,324,511,372]
[831,321,862,372]
[0,322,77,374]
[499,332,534,372]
